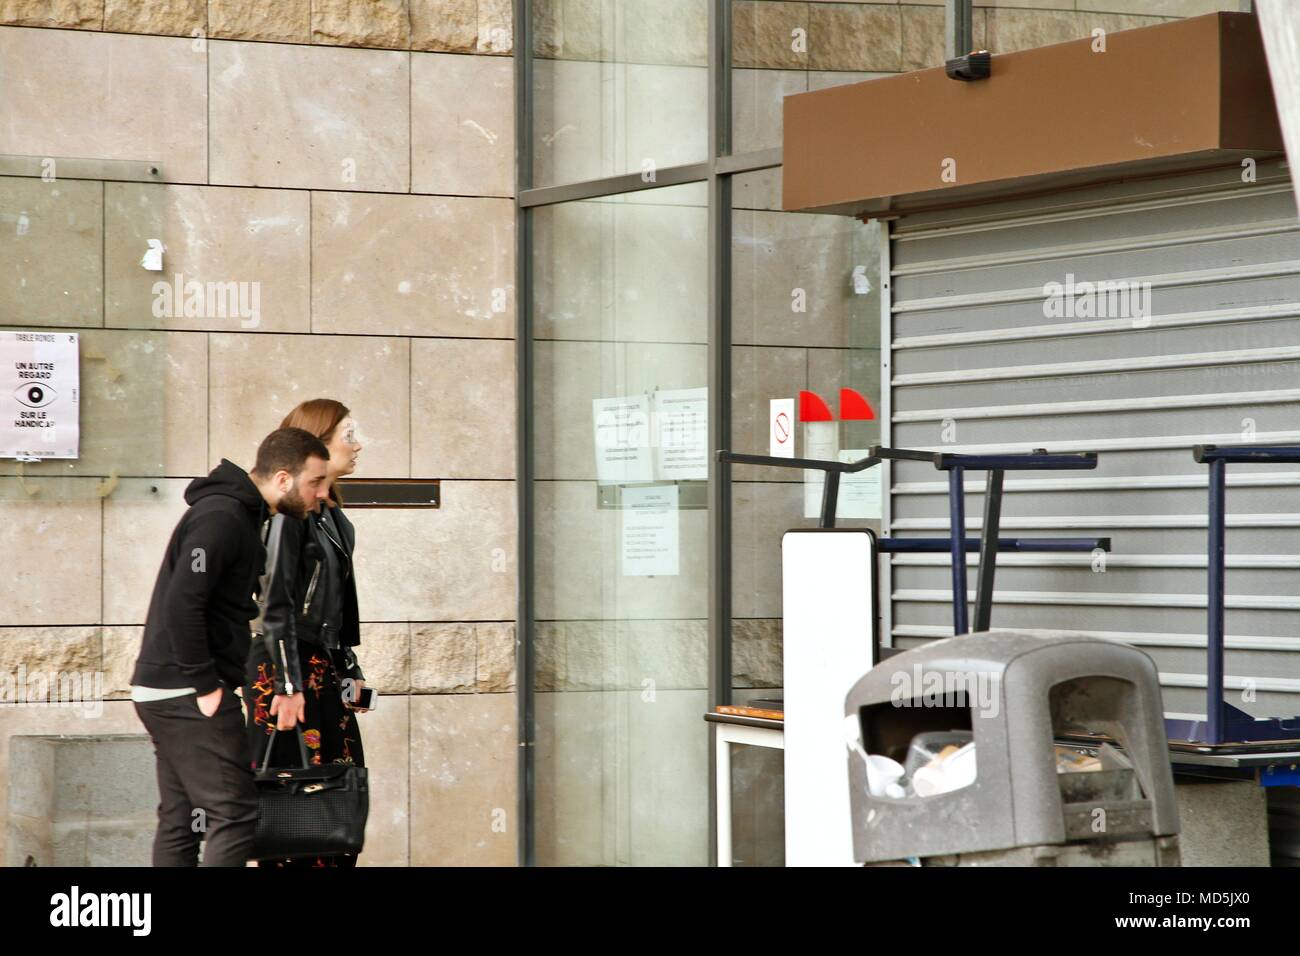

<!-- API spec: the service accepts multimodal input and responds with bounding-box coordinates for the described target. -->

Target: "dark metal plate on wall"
[336,479,440,508]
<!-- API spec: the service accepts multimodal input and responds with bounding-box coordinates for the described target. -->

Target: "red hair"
[280,399,350,505]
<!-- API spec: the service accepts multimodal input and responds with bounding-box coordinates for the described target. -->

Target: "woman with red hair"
[245,398,368,867]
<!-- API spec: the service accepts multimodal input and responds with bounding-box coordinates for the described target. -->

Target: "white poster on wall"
[655,387,708,481]
[0,330,79,460]
[593,394,653,485]
[621,483,680,577]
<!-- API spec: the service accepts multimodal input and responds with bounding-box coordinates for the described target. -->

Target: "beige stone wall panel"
[349,481,516,621]
[105,183,310,333]
[411,51,514,197]
[208,40,409,191]
[0,176,103,328]
[410,337,516,479]
[311,191,514,337]
[409,692,516,865]
[0,28,207,183]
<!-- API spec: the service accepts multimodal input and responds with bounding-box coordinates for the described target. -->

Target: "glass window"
[531,0,709,186]
[531,181,710,865]
[728,165,882,863]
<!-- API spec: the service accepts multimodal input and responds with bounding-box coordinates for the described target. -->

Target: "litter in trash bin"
[1055,746,1101,773]
[904,730,973,780]
[843,715,906,799]
[912,740,977,796]
[845,717,979,798]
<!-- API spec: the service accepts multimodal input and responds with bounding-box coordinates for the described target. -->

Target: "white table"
[709,713,784,867]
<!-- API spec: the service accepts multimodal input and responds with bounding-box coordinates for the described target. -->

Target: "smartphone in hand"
[342,684,377,711]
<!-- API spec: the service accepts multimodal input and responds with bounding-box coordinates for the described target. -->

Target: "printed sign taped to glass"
[1,331,80,459]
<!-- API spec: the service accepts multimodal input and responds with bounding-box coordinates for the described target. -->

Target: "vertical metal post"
[973,469,1004,633]
[819,470,841,529]
[878,221,894,656]
[944,0,974,60]
[948,466,969,635]
[512,0,536,868]
[1206,457,1227,745]
[706,0,733,867]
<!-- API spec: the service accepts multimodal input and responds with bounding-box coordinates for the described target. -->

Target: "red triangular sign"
[839,388,876,421]
[798,390,834,422]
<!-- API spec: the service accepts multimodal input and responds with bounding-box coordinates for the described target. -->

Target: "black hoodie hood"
[184,458,265,514]
[134,457,270,694]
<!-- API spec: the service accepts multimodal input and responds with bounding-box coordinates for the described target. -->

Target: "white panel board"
[782,529,876,866]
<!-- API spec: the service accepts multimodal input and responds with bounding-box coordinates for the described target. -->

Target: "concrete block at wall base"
[7,734,158,867]
[1174,777,1271,867]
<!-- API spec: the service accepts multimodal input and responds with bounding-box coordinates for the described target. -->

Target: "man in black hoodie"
[131,427,330,867]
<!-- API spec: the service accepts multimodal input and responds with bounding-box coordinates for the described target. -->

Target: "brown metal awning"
[781,12,1284,218]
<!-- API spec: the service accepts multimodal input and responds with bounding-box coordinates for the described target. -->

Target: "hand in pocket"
[197,687,222,717]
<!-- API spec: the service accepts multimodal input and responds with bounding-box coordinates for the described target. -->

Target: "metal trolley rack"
[1165,444,1300,750]
[719,444,1110,645]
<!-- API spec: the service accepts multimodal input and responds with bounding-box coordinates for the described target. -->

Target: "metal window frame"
[513,0,787,867]
[706,0,732,870]
[513,0,534,869]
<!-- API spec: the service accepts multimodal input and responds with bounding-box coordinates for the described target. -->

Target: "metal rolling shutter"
[884,161,1300,719]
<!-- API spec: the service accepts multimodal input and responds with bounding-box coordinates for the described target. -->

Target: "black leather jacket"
[254,503,362,696]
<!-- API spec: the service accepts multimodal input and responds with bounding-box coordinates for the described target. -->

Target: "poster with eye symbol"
[1,330,79,460]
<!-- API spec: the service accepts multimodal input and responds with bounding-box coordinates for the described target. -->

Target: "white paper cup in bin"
[843,714,906,799]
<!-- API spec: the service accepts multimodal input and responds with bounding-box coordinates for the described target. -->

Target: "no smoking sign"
[770,398,795,458]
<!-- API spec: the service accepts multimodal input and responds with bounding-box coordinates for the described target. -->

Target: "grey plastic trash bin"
[844,631,1181,866]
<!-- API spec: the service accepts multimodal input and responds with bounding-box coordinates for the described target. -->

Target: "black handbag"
[251,726,369,861]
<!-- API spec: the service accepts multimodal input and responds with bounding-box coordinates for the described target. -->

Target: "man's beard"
[279,486,313,520]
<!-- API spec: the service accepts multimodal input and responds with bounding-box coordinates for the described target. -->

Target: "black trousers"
[134,685,258,867]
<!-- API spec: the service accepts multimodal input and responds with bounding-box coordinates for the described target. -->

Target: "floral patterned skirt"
[245,639,366,868]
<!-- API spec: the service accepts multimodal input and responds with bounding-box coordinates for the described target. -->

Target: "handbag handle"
[261,724,312,771]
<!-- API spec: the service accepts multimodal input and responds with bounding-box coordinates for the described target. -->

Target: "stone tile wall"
[0,10,517,866]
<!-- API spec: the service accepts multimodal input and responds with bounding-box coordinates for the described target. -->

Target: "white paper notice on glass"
[802,421,839,518]
[803,448,882,520]
[593,394,654,485]
[621,483,680,577]
[0,330,80,460]
[655,387,708,481]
